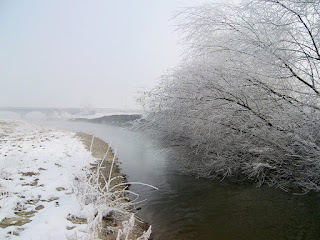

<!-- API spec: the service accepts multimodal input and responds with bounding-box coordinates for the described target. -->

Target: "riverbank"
[0,120,150,239]
[75,132,150,240]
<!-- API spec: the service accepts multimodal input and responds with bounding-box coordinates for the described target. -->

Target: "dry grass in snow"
[0,120,154,239]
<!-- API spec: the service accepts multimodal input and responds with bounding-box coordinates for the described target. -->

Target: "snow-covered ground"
[51,109,143,121]
[0,120,151,240]
[0,120,98,239]
[70,111,142,120]
[0,108,143,122]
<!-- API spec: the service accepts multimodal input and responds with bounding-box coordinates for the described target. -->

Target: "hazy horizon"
[1,0,222,110]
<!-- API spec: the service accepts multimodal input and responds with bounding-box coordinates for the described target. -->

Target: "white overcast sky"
[0,0,234,110]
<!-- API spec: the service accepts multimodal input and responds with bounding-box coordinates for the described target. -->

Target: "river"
[2,115,320,239]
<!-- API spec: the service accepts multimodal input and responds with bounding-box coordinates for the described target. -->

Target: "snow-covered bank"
[0,120,151,239]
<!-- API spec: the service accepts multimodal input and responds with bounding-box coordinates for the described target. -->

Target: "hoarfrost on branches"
[141,0,320,193]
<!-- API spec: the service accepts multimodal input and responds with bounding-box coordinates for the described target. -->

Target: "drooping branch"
[142,0,320,192]
[269,0,320,60]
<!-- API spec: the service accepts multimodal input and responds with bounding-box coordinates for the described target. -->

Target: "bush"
[141,0,320,193]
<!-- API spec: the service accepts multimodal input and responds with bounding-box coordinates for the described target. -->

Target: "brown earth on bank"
[76,132,150,240]
[76,132,125,189]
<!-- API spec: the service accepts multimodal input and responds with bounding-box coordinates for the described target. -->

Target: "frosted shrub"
[141,0,320,193]
[116,214,152,240]
[72,146,156,239]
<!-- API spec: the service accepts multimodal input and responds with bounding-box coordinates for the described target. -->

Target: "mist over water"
[3,0,320,238]
[3,112,318,240]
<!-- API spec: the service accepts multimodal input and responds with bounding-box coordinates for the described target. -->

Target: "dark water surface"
[3,116,320,240]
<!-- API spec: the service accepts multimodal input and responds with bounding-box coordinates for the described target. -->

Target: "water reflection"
[2,117,319,240]
[137,173,320,240]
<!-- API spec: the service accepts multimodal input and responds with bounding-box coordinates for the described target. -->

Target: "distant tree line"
[140,0,320,193]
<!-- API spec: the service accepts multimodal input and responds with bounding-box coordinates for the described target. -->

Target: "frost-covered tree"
[141,0,320,192]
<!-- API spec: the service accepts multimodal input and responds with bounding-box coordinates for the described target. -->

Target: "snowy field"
[0,120,151,240]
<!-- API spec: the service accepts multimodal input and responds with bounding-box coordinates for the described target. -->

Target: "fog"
[0,0,217,110]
